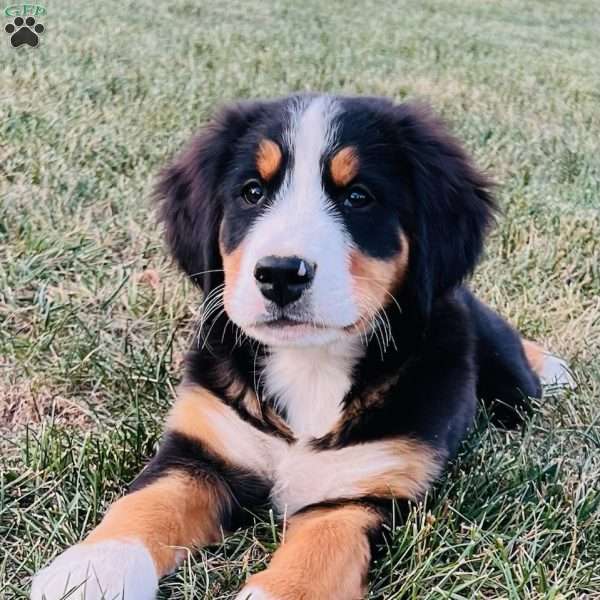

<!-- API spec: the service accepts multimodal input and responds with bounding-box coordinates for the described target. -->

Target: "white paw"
[540,354,577,390]
[31,540,158,600]
[235,586,278,600]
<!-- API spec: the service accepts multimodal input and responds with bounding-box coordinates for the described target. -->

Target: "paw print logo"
[5,16,44,48]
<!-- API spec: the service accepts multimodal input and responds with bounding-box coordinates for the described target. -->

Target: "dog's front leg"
[236,504,383,600]
[31,384,274,600]
[31,472,223,600]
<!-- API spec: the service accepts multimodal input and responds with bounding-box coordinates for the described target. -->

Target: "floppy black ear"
[155,102,261,294]
[395,104,496,316]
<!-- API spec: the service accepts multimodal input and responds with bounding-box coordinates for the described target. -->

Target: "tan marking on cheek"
[256,138,282,181]
[349,232,410,323]
[84,473,222,576]
[330,146,360,187]
[522,339,546,375]
[220,241,244,312]
[244,505,379,600]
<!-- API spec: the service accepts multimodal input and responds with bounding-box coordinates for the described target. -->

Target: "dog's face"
[158,95,493,348]
[218,96,412,346]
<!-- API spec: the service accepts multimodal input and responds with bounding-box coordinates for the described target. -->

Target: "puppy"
[31,94,573,600]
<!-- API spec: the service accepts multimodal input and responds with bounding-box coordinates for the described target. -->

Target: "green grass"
[1,0,599,597]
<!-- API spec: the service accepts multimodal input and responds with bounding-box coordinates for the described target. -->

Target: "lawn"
[1,0,599,598]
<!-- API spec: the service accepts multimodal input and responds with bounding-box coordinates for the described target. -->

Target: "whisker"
[354,291,398,358]
[194,284,226,349]
[354,297,385,358]
[351,276,403,318]
[186,268,238,279]
[199,307,227,352]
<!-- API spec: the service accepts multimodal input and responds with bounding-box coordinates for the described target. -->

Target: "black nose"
[254,256,316,307]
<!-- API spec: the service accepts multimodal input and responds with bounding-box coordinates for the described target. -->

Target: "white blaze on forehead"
[284,95,340,211]
[226,95,359,332]
[257,94,342,250]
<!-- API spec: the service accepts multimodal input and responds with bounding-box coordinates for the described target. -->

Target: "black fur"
[131,431,271,530]
[460,288,542,426]
[156,99,290,294]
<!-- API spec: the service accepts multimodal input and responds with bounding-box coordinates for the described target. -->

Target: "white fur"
[226,95,360,346]
[270,440,421,516]
[263,338,363,438]
[540,354,577,389]
[181,344,413,518]
[31,540,157,600]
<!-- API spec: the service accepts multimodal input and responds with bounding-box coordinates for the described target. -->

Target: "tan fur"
[167,385,231,458]
[263,405,295,440]
[84,473,222,576]
[356,439,442,499]
[256,139,282,181]
[236,383,294,440]
[522,339,546,374]
[330,146,360,187]
[348,231,410,328]
[167,385,284,478]
[241,388,263,420]
[244,505,380,600]
[221,241,244,312]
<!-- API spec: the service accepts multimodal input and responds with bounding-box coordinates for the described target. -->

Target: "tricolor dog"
[32,94,574,600]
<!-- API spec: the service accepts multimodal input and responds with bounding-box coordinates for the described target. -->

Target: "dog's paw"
[539,353,577,390]
[235,586,279,600]
[31,540,158,600]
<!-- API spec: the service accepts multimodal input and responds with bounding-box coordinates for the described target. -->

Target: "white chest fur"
[263,338,363,438]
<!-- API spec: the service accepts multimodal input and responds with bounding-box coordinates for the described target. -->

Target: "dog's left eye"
[241,180,265,205]
[342,186,374,210]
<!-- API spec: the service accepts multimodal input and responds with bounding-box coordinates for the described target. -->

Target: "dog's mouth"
[260,318,327,329]
[248,307,363,333]
[250,306,329,330]
[243,312,362,347]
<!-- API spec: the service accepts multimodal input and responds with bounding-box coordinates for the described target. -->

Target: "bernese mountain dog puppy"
[32,94,574,600]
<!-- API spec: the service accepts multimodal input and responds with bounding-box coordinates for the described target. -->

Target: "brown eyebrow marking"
[330,146,360,186]
[256,139,282,181]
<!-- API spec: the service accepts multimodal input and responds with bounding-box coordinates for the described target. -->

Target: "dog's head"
[157,94,494,347]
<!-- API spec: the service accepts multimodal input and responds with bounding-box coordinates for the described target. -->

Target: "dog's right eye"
[241,180,265,205]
